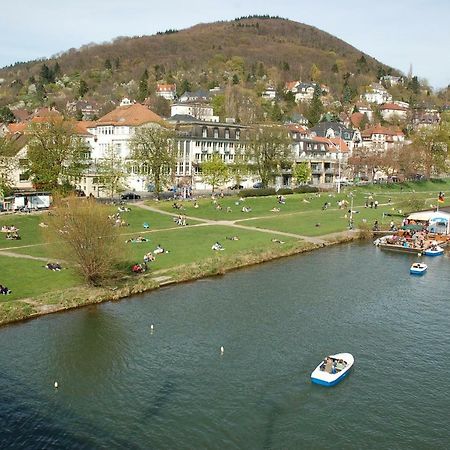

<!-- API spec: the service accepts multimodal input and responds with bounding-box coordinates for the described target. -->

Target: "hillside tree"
[306,84,324,126]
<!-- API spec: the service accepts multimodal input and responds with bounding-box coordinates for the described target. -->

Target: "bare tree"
[46,196,124,285]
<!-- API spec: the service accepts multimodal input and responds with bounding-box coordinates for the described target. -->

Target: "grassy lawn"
[121,225,299,270]
[0,214,45,248]
[0,255,81,301]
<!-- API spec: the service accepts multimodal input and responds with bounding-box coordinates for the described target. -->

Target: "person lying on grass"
[153,244,169,254]
[226,236,240,241]
[0,284,12,295]
[271,238,285,244]
[126,236,149,243]
[211,242,225,251]
[45,263,62,271]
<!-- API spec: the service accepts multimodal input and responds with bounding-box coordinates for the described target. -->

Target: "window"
[213,128,219,139]
[236,130,240,140]
[202,127,207,138]
[225,128,230,139]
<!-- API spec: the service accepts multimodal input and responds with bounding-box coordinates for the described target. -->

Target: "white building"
[362,83,392,104]
[380,103,408,121]
[156,84,176,101]
[170,103,218,122]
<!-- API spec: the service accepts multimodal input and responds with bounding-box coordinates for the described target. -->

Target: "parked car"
[121,192,141,200]
[229,184,244,190]
[253,182,264,188]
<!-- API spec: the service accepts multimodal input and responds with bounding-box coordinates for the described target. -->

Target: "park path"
[136,203,327,244]
[0,250,50,262]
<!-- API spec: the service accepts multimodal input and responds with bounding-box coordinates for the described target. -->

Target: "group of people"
[0,284,11,295]
[126,236,148,243]
[109,212,129,227]
[174,215,188,226]
[320,357,347,374]
[1,225,21,240]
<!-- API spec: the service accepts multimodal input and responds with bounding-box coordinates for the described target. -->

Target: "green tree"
[0,106,15,124]
[306,84,324,126]
[201,154,230,192]
[292,162,311,185]
[78,79,89,98]
[211,94,225,118]
[410,121,450,178]
[0,136,16,197]
[137,69,149,102]
[310,64,321,82]
[177,79,192,97]
[27,118,88,192]
[104,59,112,70]
[130,125,176,198]
[246,125,293,187]
[96,144,128,199]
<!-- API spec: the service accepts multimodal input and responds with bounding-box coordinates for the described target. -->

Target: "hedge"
[275,188,294,195]
[240,188,277,197]
[293,185,319,193]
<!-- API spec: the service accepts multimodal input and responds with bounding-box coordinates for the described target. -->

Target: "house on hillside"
[178,90,211,103]
[171,103,218,122]
[380,75,403,86]
[262,87,277,100]
[156,83,177,101]
[294,83,316,103]
[66,100,100,120]
[362,83,392,104]
[412,108,441,129]
[380,102,408,121]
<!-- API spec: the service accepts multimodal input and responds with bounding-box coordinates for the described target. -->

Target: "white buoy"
[150,324,154,330]
[418,253,422,257]
[54,381,59,389]
[220,346,224,355]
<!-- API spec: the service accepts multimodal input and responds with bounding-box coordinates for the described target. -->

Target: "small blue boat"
[424,245,444,256]
[311,353,354,387]
[410,262,427,275]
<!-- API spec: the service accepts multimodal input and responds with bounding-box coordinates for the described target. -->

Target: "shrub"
[293,185,319,193]
[276,188,293,195]
[240,188,276,197]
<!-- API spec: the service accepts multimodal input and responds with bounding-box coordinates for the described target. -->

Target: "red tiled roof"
[362,124,404,137]
[380,102,407,111]
[350,112,364,128]
[74,121,96,136]
[285,81,299,91]
[156,83,176,92]
[313,136,349,152]
[7,123,27,134]
[96,103,163,126]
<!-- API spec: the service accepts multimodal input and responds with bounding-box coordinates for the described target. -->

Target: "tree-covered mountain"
[0,16,403,117]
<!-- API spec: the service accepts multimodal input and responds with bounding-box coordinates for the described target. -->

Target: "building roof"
[285,81,299,91]
[11,109,30,122]
[350,112,365,128]
[74,121,96,136]
[310,121,354,138]
[380,102,408,111]
[313,136,349,152]
[156,83,176,92]
[361,124,404,137]
[96,104,163,126]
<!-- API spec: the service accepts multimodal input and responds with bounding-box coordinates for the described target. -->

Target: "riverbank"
[0,229,359,327]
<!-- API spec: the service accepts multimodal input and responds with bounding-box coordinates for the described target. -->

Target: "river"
[0,243,449,449]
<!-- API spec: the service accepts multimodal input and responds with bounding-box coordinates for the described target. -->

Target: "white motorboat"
[410,262,427,275]
[423,245,444,256]
[311,353,354,387]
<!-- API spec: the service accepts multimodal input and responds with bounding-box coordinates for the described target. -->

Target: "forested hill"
[0,16,398,113]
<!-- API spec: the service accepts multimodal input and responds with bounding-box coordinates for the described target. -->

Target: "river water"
[1,243,449,449]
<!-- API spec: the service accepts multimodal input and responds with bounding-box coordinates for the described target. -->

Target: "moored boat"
[423,245,444,256]
[410,262,427,275]
[311,353,354,387]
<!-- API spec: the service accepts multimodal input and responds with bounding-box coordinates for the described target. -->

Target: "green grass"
[0,214,45,248]
[0,255,80,301]
[121,225,299,270]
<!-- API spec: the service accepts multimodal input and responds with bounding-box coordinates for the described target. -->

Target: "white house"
[361,124,405,151]
[170,103,218,122]
[262,87,277,100]
[362,83,392,104]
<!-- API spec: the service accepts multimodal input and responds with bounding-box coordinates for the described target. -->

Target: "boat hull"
[311,353,354,387]
[424,249,444,256]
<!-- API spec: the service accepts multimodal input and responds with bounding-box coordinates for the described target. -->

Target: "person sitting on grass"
[0,284,12,295]
[143,252,155,263]
[226,236,240,241]
[242,206,252,213]
[132,263,146,273]
[270,207,280,212]
[6,232,21,240]
[211,242,224,251]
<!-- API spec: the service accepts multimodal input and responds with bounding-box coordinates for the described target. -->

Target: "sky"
[0,0,449,89]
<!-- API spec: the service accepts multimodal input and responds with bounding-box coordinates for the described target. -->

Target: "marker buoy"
[150,324,154,330]
[220,346,224,355]
[54,381,59,389]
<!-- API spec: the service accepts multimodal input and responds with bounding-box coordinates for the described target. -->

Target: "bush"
[240,188,276,197]
[293,185,319,193]
[276,188,293,195]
